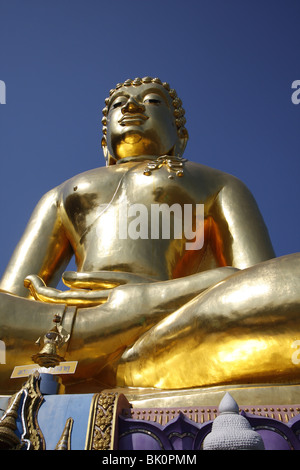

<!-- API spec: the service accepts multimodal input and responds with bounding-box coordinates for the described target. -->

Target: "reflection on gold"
[0,77,299,395]
[117,328,300,390]
[218,339,268,364]
[220,282,271,308]
[116,136,156,160]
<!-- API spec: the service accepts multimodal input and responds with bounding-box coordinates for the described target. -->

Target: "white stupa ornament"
[203,392,265,450]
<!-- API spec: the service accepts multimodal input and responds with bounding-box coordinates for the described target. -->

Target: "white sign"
[11,361,78,378]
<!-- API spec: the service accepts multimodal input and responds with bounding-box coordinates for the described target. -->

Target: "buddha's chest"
[62,160,212,238]
[115,159,207,208]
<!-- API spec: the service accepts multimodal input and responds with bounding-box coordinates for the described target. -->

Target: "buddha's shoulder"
[65,165,111,182]
[55,165,120,194]
[185,160,245,187]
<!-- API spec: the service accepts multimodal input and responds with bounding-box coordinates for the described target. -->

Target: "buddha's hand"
[24,271,154,307]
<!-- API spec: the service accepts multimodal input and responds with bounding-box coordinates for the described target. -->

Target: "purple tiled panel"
[118,406,300,450]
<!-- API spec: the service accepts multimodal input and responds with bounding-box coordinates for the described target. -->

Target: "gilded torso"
[59,158,231,280]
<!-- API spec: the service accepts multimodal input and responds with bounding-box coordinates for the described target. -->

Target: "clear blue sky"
[0,0,299,281]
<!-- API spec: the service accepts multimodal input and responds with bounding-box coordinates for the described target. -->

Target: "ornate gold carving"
[0,373,45,450]
[20,373,46,450]
[143,155,187,178]
[86,392,130,450]
[91,393,117,450]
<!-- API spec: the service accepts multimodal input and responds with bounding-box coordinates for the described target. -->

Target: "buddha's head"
[101,77,188,165]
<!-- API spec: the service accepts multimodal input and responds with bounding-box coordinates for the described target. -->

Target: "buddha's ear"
[101,137,116,166]
[174,129,189,158]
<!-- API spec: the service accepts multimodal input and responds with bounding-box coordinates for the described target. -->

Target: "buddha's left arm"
[210,177,276,269]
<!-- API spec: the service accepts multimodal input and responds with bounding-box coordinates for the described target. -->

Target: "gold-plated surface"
[0,77,299,395]
[117,254,300,389]
[107,383,300,409]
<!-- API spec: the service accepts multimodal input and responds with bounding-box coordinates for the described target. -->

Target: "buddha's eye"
[143,94,162,105]
[110,97,127,110]
[112,100,124,109]
[144,98,161,105]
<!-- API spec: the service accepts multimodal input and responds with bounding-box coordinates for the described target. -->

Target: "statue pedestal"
[2,378,300,450]
[116,382,300,408]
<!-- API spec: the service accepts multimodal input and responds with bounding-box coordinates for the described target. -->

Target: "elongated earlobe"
[174,130,189,158]
[101,137,117,166]
[101,137,109,166]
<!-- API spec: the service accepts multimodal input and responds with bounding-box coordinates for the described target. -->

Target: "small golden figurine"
[32,315,70,368]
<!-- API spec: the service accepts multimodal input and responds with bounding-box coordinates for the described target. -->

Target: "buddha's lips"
[119,114,148,125]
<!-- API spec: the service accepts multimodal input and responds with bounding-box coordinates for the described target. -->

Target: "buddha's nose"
[122,97,145,114]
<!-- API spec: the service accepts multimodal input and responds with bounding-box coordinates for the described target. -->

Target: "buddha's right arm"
[0,187,73,298]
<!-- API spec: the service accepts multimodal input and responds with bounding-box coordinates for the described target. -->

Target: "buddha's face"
[106,83,179,161]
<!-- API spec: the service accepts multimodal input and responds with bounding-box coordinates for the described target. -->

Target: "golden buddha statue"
[0,76,300,396]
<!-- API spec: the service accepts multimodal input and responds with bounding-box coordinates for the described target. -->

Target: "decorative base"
[112,382,300,408]
[2,379,300,450]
